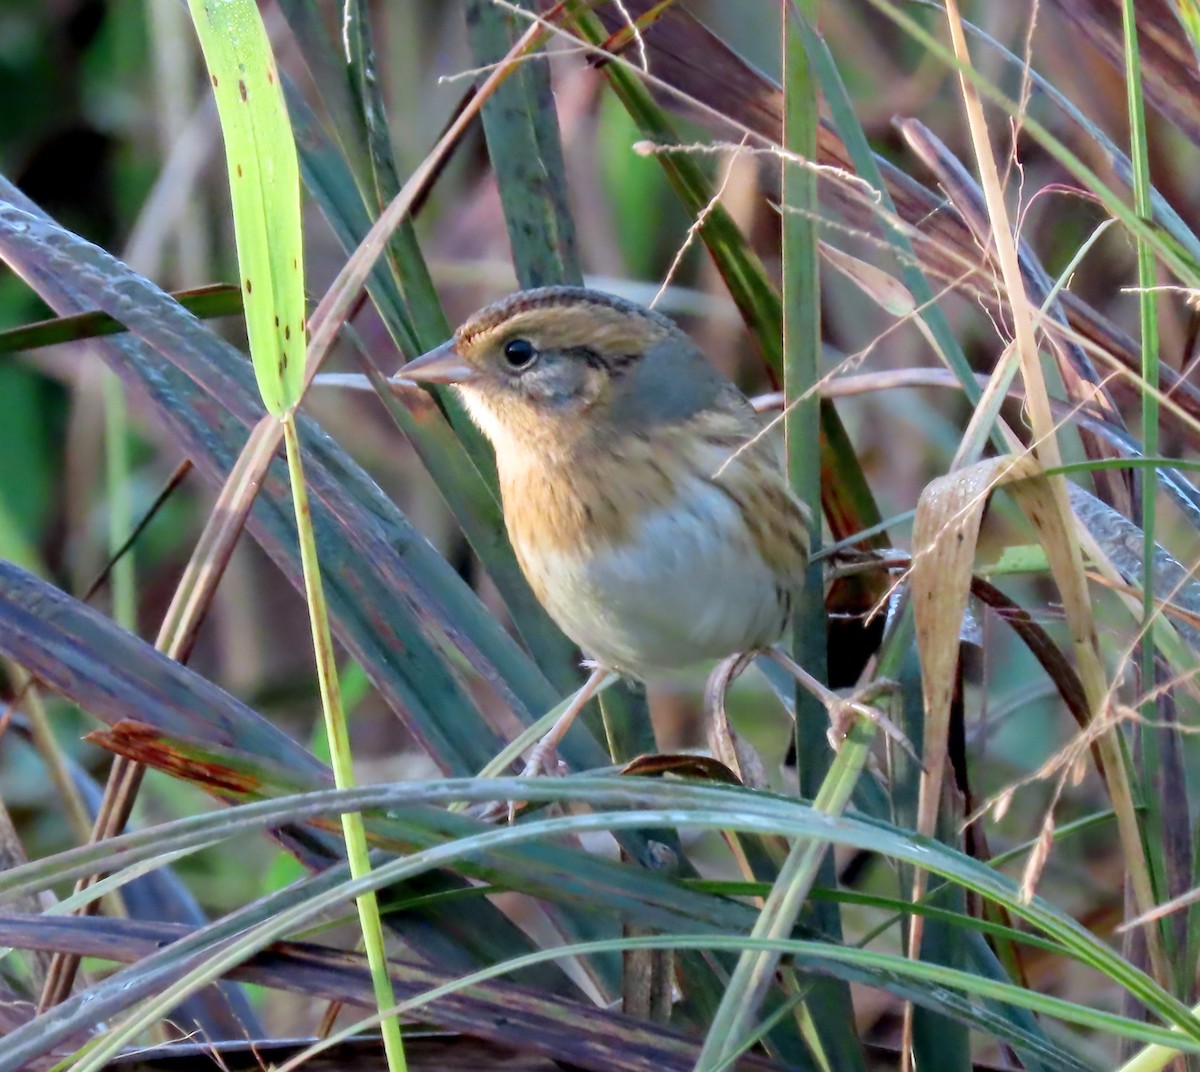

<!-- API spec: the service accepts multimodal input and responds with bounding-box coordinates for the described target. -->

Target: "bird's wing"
[681,387,812,587]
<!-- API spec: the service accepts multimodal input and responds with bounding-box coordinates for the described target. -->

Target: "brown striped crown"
[454,286,676,364]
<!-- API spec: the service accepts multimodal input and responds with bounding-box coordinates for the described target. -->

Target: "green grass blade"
[342,0,450,347]
[187,0,305,415]
[790,12,987,424]
[780,5,861,1070]
[1121,0,1178,991]
[6,778,1196,1069]
[273,0,371,181]
[698,711,875,1071]
[282,415,407,1072]
[465,0,582,288]
[0,284,242,353]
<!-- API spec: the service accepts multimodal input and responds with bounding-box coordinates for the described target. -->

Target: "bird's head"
[398,287,726,456]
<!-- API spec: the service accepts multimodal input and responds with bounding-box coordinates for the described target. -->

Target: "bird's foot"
[519,737,570,781]
[476,741,570,823]
[763,647,918,763]
[825,684,917,762]
[476,747,569,824]
[500,740,570,822]
[480,664,612,823]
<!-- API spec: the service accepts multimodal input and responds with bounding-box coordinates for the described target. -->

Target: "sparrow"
[400,286,811,778]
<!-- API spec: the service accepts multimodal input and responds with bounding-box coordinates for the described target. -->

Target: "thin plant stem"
[281,414,407,1072]
[1121,0,1173,979]
[102,370,134,633]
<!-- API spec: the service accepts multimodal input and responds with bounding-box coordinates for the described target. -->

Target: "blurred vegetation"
[3,1,1200,1070]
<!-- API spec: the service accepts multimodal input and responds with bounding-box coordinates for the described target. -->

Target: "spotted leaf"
[188,0,306,416]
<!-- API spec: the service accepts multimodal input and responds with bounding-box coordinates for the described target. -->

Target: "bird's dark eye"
[502,337,537,371]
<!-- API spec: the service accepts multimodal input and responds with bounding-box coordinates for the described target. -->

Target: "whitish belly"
[526,481,790,678]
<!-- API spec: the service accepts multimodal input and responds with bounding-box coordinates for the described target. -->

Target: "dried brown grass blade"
[911,462,1161,966]
[819,241,916,317]
[703,654,768,788]
[898,117,1134,514]
[911,1,1165,1010]
[911,456,1047,872]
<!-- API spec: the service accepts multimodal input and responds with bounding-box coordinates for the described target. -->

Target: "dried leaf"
[820,240,916,316]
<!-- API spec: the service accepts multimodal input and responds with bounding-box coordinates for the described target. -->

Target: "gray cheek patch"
[610,339,728,429]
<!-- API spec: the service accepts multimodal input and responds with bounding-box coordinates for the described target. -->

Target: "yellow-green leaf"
[188,0,305,416]
[979,543,1053,577]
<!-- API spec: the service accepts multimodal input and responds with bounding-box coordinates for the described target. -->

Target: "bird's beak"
[394,339,474,385]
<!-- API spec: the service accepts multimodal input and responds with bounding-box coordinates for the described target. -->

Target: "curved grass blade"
[0,559,581,994]
[0,723,1085,1071]
[698,714,876,1072]
[0,915,1096,1072]
[2,730,764,948]
[320,931,1192,1072]
[0,781,1187,1071]
[32,734,263,1042]
[0,560,328,784]
[0,774,1162,992]
[0,915,783,1072]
